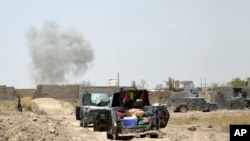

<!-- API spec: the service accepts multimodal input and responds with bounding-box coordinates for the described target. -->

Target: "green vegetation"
[20,96,33,112]
[166,77,175,91]
[0,100,16,114]
[0,96,46,115]
[211,83,218,88]
[228,77,247,87]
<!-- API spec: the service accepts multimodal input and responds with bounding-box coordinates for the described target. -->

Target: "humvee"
[92,89,170,140]
[75,92,110,127]
[170,97,217,113]
[233,87,250,109]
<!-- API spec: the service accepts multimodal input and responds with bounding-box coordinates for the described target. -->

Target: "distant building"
[174,80,194,88]
[107,79,118,86]
[155,84,163,90]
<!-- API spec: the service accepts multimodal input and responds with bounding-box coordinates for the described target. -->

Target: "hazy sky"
[0,0,250,89]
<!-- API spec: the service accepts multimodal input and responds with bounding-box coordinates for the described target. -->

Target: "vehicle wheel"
[179,106,188,113]
[208,105,217,112]
[140,135,146,138]
[80,118,83,127]
[81,118,88,127]
[112,132,118,140]
[75,107,80,120]
[174,108,179,112]
[245,101,250,109]
[83,120,88,127]
[111,128,119,140]
[106,133,113,139]
[106,133,118,140]
[150,134,158,138]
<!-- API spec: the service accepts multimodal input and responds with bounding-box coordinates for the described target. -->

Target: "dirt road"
[1,98,246,141]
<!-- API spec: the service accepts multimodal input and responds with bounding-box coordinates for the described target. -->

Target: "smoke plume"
[27,21,94,84]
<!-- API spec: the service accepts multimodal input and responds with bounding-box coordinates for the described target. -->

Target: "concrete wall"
[0,85,36,100]
[2,84,124,100]
[16,89,36,97]
[0,85,15,100]
[79,86,120,99]
[32,85,131,100]
[33,84,80,99]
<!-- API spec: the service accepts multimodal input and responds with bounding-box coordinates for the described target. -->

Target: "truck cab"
[75,92,110,127]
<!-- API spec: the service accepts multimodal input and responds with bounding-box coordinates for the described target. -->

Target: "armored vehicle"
[233,88,250,109]
[92,89,170,140]
[169,87,217,112]
[170,97,217,112]
[75,92,110,127]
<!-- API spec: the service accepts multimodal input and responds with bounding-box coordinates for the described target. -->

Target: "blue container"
[123,117,137,126]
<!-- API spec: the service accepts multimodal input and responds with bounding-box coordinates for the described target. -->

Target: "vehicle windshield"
[91,93,110,106]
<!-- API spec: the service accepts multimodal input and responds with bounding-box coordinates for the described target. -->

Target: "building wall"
[79,86,120,99]
[0,85,15,100]
[32,85,128,100]
[33,85,80,99]
[16,89,36,97]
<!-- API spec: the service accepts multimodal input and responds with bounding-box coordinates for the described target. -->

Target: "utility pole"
[117,72,120,88]
[200,78,203,88]
[205,78,207,88]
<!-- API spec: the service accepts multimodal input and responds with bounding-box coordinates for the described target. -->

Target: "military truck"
[75,92,110,127]
[92,89,170,140]
[233,87,250,109]
[170,97,217,113]
[169,87,217,112]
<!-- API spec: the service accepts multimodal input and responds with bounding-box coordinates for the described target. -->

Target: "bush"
[0,100,16,114]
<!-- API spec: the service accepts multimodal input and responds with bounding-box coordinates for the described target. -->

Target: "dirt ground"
[0,98,248,141]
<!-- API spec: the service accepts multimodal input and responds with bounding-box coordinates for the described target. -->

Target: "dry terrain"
[1,98,250,141]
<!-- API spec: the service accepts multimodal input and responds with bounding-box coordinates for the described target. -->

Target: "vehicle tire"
[75,107,80,120]
[111,128,118,140]
[179,106,188,113]
[80,117,83,127]
[83,120,88,127]
[112,132,118,140]
[81,118,88,127]
[106,133,113,139]
[106,132,118,140]
[245,101,250,109]
[140,135,146,138]
[150,134,158,138]
[174,108,179,112]
[208,105,217,112]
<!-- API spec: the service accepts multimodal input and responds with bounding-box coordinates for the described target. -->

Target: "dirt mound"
[0,112,83,141]
[32,98,74,115]
[0,98,103,141]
